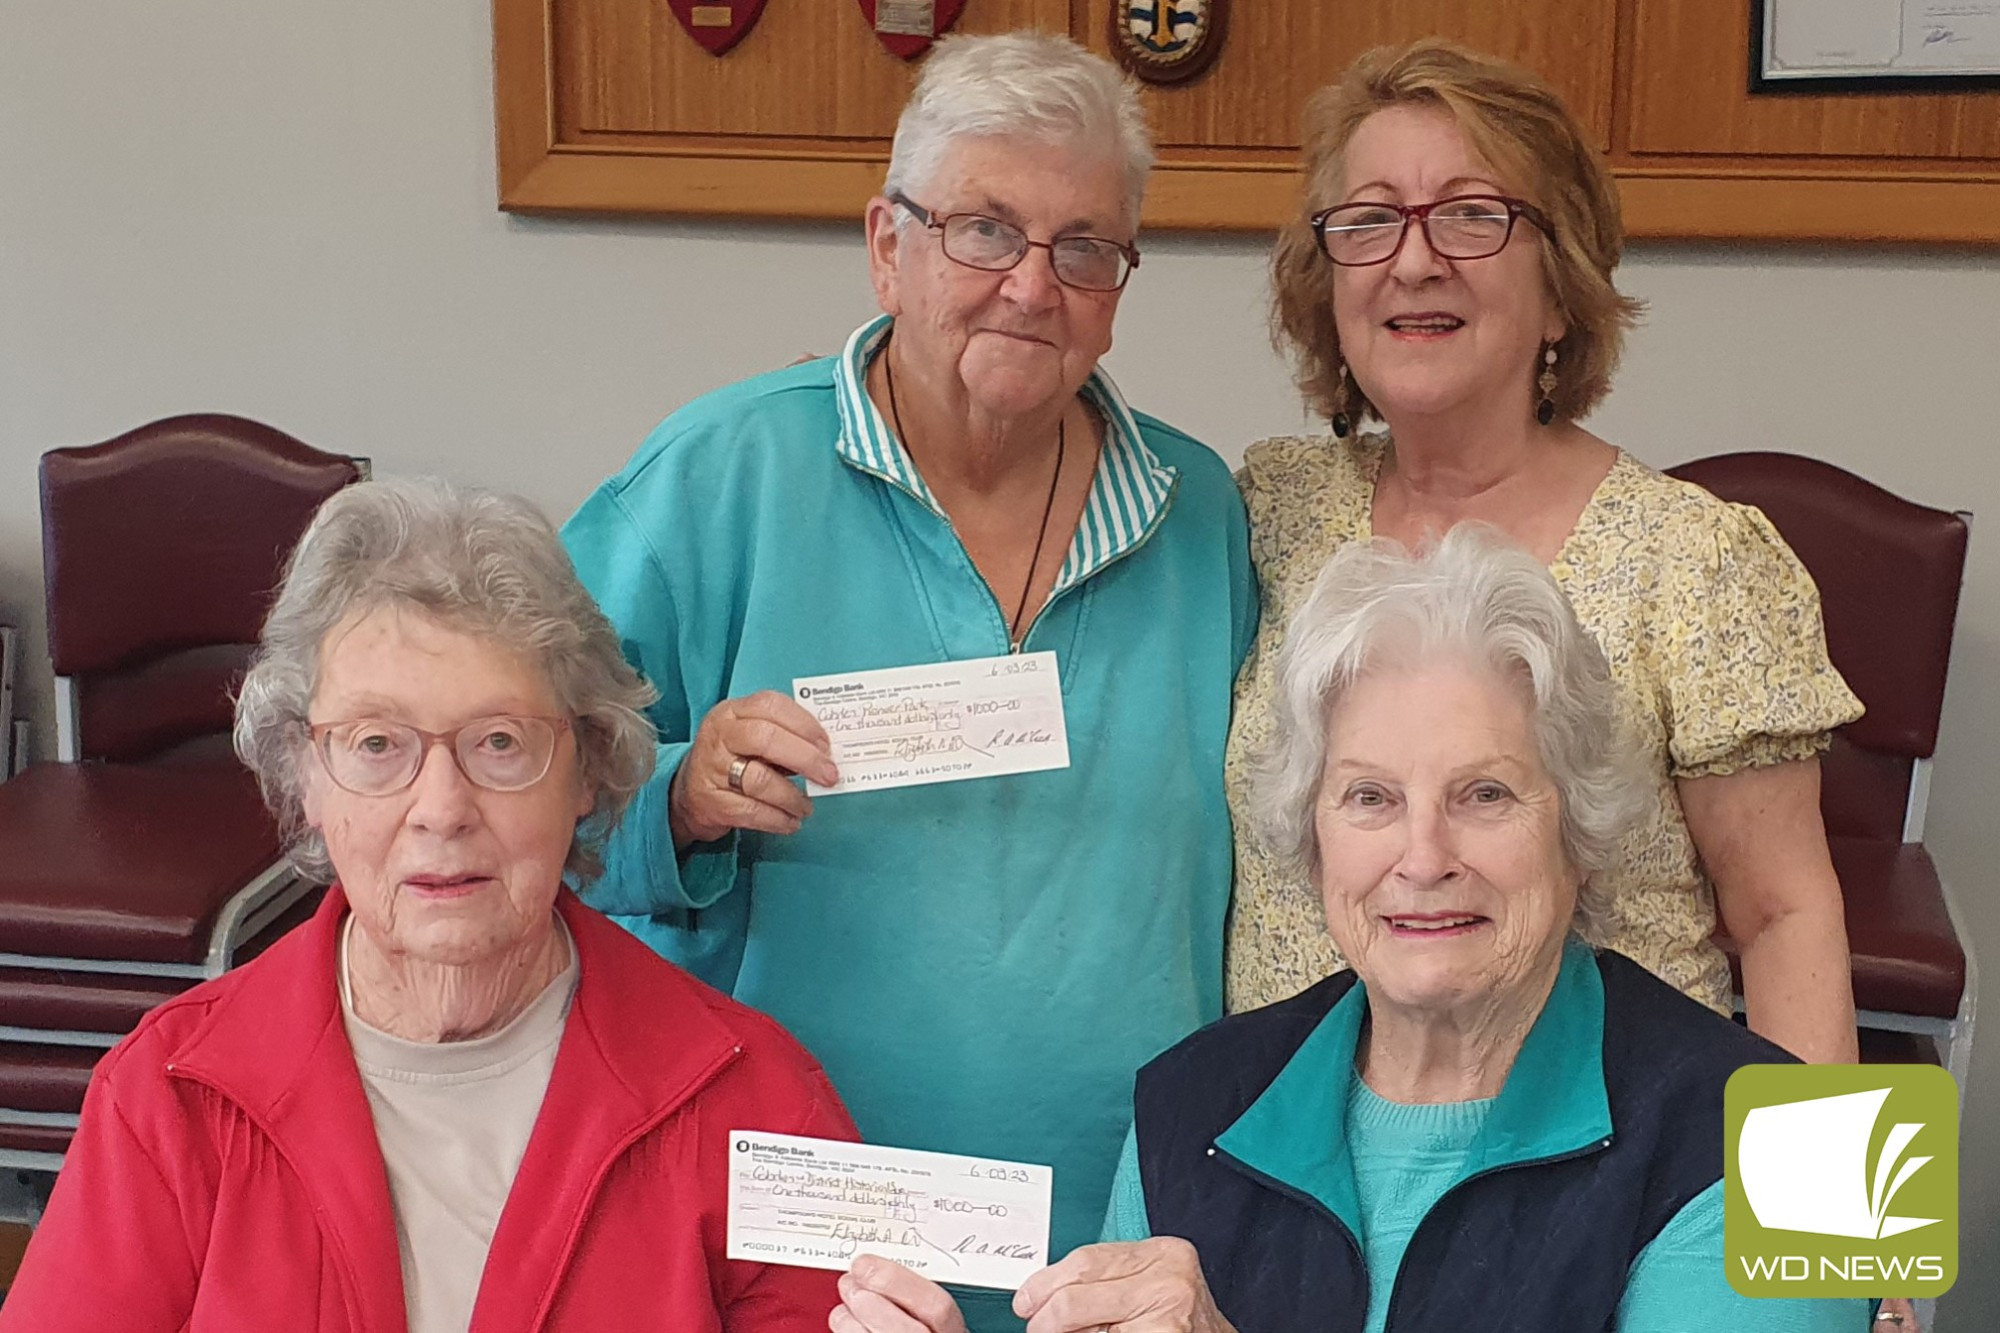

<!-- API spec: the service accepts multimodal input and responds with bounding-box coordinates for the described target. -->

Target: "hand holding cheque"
[670,691,838,846]
[671,655,1072,847]
[795,654,1069,796]
[726,1133,1235,1333]
[728,1133,1051,1289]
[833,1239,1237,1333]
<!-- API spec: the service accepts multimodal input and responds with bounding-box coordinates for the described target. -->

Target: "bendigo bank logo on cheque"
[1725,1064,1957,1297]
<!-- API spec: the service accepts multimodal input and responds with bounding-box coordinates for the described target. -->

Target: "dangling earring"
[1536,343,1559,426]
[1331,362,1353,438]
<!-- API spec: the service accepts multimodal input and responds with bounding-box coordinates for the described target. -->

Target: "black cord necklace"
[883,340,1066,649]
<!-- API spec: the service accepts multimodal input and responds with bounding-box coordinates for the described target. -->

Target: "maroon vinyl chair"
[0,414,362,1176]
[1666,452,1973,1080]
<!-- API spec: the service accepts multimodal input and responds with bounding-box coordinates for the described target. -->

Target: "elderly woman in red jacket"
[2,478,857,1333]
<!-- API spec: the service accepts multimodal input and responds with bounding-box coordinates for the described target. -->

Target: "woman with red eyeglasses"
[1226,40,1864,1071]
[1,478,857,1333]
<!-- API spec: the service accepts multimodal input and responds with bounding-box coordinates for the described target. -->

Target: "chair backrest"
[1665,452,1968,842]
[40,414,363,763]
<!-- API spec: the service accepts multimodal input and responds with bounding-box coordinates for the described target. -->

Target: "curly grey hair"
[1252,524,1653,933]
[233,477,657,886]
[884,30,1155,230]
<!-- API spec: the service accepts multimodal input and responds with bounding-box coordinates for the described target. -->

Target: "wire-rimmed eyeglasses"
[888,192,1140,292]
[1310,194,1552,267]
[307,716,573,796]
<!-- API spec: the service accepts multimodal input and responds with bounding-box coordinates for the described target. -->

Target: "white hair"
[884,30,1155,228]
[234,477,657,886]
[1252,525,1654,933]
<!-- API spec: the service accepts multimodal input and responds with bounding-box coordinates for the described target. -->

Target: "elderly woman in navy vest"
[832,526,1870,1333]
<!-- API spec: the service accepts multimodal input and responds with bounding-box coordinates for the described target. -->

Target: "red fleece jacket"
[1,887,858,1332]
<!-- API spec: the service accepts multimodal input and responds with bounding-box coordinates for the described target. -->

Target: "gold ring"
[727,757,751,793]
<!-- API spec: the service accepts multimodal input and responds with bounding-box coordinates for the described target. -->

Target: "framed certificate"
[1753,0,2000,91]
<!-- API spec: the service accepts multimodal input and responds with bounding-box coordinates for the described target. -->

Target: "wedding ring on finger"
[727,756,751,794]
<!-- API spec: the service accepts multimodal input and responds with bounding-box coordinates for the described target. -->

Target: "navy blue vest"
[1134,949,1791,1333]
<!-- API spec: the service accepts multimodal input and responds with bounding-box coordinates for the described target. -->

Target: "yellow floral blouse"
[1225,434,1864,1015]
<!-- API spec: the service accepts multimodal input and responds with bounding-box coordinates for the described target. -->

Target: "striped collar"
[831,314,1179,595]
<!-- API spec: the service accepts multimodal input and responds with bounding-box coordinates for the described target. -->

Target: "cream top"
[340,915,578,1333]
[1225,434,1863,1014]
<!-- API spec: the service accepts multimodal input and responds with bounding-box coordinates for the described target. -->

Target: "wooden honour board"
[495,0,2000,244]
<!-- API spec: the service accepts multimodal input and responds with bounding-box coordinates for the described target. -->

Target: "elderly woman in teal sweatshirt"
[561,32,1254,1330]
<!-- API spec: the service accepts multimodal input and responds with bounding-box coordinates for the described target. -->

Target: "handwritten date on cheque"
[726,1131,1053,1290]
[793,653,1070,797]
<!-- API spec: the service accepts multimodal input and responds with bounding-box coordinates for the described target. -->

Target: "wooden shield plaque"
[1110,0,1229,85]
[858,0,968,60]
[666,0,767,56]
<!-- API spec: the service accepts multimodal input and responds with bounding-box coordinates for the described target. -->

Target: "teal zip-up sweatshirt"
[562,318,1257,1326]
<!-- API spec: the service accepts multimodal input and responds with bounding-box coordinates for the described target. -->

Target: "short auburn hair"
[1271,40,1644,427]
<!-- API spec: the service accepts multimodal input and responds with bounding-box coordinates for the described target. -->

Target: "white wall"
[3,0,1997,1314]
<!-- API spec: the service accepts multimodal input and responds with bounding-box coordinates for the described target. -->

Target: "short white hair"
[1252,525,1654,933]
[884,30,1155,228]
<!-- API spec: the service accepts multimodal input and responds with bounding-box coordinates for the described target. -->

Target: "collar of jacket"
[161,884,749,1333]
[830,314,1180,596]
[1215,935,1614,1236]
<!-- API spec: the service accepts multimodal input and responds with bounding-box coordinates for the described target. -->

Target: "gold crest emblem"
[1110,0,1229,84]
